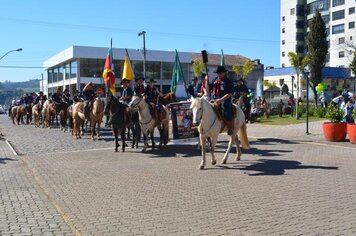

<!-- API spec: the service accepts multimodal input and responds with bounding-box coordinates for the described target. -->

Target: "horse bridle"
[131,97,154,125]
[196,100,217,134]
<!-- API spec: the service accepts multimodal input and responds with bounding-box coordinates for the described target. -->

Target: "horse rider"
[34,91,46,105]
[72,90,81,103]
[82,82,95,120]
[62,89,72,106]
[134,76,145,95]
[51,88,64,113]
[198,73,208,98]
[119,78,133,104]
[145,78,163,110]
[187,76,200,98]
[234,78,249,101]
[210,65,234,135]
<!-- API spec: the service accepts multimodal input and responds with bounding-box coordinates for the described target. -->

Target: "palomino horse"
[32,100,43,128]
[72,102,85,139]
[190,96,250,170]
[42,101,57,128]
[89,97,104,140]
[159,92,177,106]
[129,95,169,152]
[10,106,19,124]
[107,96,129,152]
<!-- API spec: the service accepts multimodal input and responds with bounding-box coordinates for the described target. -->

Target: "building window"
[291,8,295,15]
[307,0,330,15]
[282,28,285,33]
[351,36,353,40]
[296,45,304,53]
[332,10,345,20]
[296,5,305,16]
[332,0,345,7]
[65,63,70,80]
[70,61,77,78]
[296,20,304,28]
[339,37,345,44]
[282,63,285,68]
[282,16,285,21]
[282,52,285,57]
[349,22,355,29]
[322,15,330,24]
[48,69,53,83]
[350,7,355,14]
[339,51,345,58]
[296,32,304,41]
[332,24,344,34]
[282,40,285,45]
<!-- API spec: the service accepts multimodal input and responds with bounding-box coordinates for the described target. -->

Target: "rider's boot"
[226,120,234,135]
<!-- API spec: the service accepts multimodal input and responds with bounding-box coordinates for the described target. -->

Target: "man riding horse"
[145,78,164,112]
[82,82,95,121]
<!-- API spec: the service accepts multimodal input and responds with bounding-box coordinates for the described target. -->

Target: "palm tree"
[288,52,309,119]
[192,59,204,78]
[263,80,277,102]
[233,59,254,81]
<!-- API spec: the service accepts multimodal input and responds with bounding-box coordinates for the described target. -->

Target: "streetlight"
[0,48,22,61]
[304,65,311,135]
[138,31,146,78]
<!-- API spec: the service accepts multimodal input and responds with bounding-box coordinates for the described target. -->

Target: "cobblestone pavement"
[1,115,356,235]
[0,131,73,235]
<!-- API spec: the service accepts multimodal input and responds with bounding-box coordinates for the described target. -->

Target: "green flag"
[220,49,226,68]
[170,50,184,93]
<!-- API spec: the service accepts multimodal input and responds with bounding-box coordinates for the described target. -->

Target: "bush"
[352,107,356,123]
[297,105,304,118]
[326,105,344,123]
[314,107,326,118]
[307,107,315,117]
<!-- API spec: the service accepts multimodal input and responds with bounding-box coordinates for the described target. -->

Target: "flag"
[170,50,184,93]
[102,40,116,95]
[122,50,134,81]
[220,49,226,68]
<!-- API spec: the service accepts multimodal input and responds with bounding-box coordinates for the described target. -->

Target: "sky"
[0,0,280,83]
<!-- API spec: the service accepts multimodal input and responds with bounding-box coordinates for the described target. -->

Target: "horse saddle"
[210,101,237,128]
[148,103,167,123]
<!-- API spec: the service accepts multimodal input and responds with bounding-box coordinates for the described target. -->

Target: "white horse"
[129,95,169,152]
[190,96,250,170]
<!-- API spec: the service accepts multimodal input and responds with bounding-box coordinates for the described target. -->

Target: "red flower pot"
[347,123,356,144]
[322,122,347,142]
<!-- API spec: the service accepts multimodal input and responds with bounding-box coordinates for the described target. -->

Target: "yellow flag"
[122,54,134,81]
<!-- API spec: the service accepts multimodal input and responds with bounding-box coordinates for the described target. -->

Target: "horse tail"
[239,122,250,150]
[78,111,85,121]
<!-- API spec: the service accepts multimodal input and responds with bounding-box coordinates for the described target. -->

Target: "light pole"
[0,48,22,61]
[290,73,294,98]
[138,31,146,78]
[304,65,310,135]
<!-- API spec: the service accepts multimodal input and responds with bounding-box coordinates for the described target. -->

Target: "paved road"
[1,115,356,235]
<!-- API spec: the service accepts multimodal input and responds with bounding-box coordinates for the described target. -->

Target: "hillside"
[0,79,40,105]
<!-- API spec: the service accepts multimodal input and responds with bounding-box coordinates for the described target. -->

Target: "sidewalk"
[0,139,73,235]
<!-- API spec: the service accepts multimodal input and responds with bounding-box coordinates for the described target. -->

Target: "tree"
[263,80,277,101]
[288,52,309,119]
[233,59,254,80]
[350,51,356,76]
[192,59,204,77]
[307,10,328,106]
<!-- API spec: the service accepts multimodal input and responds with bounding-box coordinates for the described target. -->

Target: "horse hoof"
[114,149,118,152]
[199,165,205,170]
[221,160,227,165]
[141,148,147,153]
[212,160,217,165]
[236,157,241,161]
[97,137,102,140]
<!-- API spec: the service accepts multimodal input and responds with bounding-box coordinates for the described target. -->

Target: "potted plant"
[347,108,356,144]
[322,105,346,142]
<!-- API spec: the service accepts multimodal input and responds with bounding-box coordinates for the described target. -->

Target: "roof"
[264,67,351,79]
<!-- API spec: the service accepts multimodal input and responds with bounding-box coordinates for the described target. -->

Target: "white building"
[41,45,264,98]
[280,0,356,70]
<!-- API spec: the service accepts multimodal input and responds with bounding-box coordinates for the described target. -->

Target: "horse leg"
[199,135,207,170]
[150,129,155,149]
[221,134,235,164]
[235,135,242,161]
[114,128,119,152]
[210,136,218,166]
[97,122,101,140]
[121,129,126,152]
[91,121,95,140]
[142,128,148,153]
[157,125,163,147]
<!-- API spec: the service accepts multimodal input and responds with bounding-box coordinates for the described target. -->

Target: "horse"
[159,92,177,106]
[57,102,70,132]
[107,96,129,152]
[10,106,18,124]
[129,95,169,153]
[236,94,251,123]
[190,96,250,170]
[89,97,104,140]
[32,100,43,128]
[126,109,141,149]
[72,102,85,139]
[42,101,57,128]
[15,105,28,125]
[67,104,74,133]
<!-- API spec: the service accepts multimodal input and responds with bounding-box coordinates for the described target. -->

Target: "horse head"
[190,97,203,126]
[92,97,104,116]
[129,95,144,111]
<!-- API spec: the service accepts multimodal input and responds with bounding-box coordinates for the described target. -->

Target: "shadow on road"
[0,157,17,165]
[211,159,338,176]
[146,144,200,158]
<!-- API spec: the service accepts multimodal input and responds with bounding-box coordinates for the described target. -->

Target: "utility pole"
[138,31,146,78]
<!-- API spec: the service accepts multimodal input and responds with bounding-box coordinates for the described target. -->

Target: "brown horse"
[72,102,85,139]
[90,97,104,140]
[25,103,33,124]
[58,103,69,132]
[159,92,177,106]
[10,106,18,124]
[15,105,28,125]
[32,101,43,128]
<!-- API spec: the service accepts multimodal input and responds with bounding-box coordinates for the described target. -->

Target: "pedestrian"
[277,99,284,117]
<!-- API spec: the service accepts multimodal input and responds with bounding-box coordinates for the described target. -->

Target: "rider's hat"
[39,91,43,94]
[135,76,144,82]
[214,66,228,73]
[149,78,156,83]
[121,78,130,84]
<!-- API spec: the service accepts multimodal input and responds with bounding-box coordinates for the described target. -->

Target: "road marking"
[5,139,18,156]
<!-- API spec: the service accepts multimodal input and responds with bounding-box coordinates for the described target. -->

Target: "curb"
[5,139,18,156]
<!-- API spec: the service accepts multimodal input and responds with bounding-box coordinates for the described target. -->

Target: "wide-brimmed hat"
[201,73,206,79]
[214,66,228,73]
[135,77,144,82]
[121,78,130,84]
[149,78,156,83]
